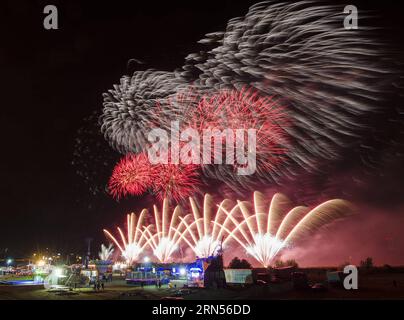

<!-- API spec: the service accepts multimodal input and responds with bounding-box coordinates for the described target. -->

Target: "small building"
[126,263,188,286]
[224,269,253,285]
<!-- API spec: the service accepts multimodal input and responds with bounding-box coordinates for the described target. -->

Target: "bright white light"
[112,262,127,271]
[143,256,150,263]
[179,268,186,276]
[37,260,46,267]
[153,237,178,263]
[99,243,114,261]
[54,268,63,278]
[245,233,286,268]
[6,259,12,265]
[194,235,221,258]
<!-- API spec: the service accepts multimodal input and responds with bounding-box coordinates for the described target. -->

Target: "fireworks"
[181,1,398,183]
[219,192,353,267]
[100,1,400,194]
[72,111,120,196]
[179,194,237,258]
[108,153,153,199]
[151,162,200,203]
[103,191,353,266]
[101,70,186,154]
[142,199,187,263]
[108,151,200,201]
[187,87,290,190]
[99,243,114,261]
[103,210,149,264]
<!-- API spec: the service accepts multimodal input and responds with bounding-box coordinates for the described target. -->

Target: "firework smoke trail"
[179,1,401,189]
[216,191,353,267]
[143,199,189,263]
[178,194,238,258]
[103,210,149,264]
[101,70,187,154]
[99,243,114,261]
[101,1,401,194]
[73,111,120,196]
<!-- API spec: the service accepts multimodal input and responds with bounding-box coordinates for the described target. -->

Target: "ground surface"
[1,273,404,300]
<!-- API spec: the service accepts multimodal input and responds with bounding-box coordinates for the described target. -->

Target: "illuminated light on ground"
[54,267,64,278]
[112,262,127,271]
[36,260,46,267]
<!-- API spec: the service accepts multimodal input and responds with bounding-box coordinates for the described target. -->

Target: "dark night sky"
[1,0,404,262]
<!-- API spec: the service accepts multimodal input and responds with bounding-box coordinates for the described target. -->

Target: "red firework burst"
[151,162,201,203]
[108,153,153,200]
[188,86,290,173]
[109,151,201,202]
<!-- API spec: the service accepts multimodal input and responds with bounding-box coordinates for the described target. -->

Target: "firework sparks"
[72,111,120,196]
[101,1,400,194]
[142,199,188,263]
[178,194,238,258]
[108,153,153,200]
[101,70,186,154]
[188,87,289,181]
[151,162,201,203]
[218,192,353,267]
[99,243,114,261]
[103,191,353,266]
[103,210,149,264]
[109,151,201,202]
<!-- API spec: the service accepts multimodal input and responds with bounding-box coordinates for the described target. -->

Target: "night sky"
[1,0,404,264]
